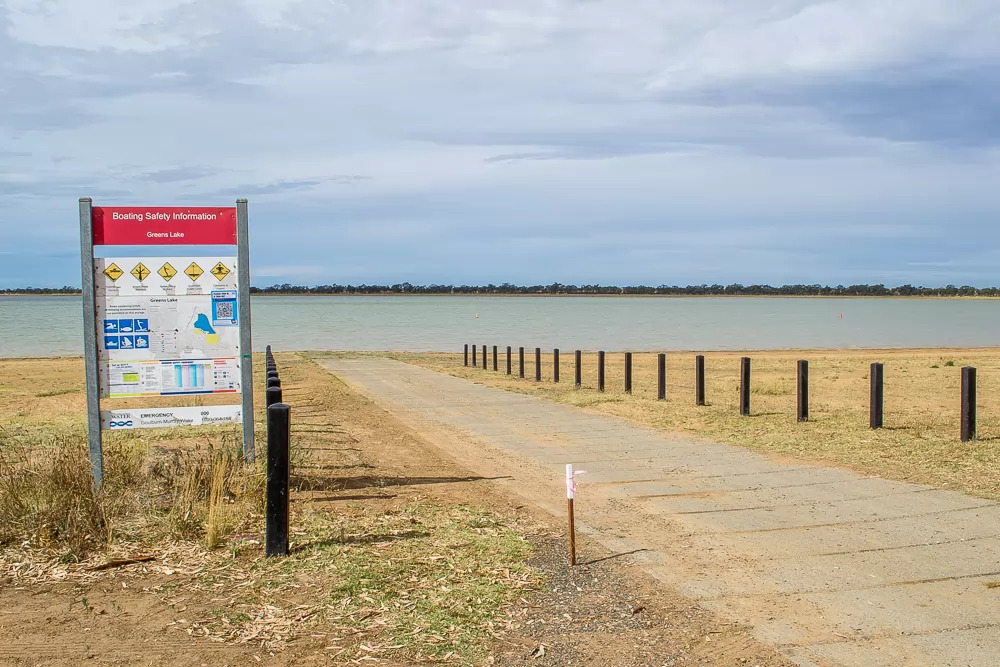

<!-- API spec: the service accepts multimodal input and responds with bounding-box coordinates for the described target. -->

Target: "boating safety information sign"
[80,201,255,482]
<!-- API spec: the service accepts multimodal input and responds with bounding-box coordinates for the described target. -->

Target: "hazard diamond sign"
[210,262,231,281]
[184,262,204,281]
[157,262,177,281]
[103,263,124,282]
[131,262,151,282]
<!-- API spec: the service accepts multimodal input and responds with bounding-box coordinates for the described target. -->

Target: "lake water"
[2,295,998,358]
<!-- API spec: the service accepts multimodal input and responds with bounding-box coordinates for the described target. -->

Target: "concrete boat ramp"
[319,357,1000,666]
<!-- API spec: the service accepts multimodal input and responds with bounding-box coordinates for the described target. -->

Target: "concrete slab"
[787,624,1000,667]
[685,504,1000,559]
[646,490,991,534]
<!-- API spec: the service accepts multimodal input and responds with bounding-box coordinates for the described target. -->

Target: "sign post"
[79,199,255,484]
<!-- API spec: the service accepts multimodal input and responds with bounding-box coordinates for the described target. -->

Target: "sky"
[2,0,1000,289]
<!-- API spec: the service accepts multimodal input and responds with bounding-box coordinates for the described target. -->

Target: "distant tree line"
[5,283,1000,297]
[248,283,1000,297]
[1,286,82,295]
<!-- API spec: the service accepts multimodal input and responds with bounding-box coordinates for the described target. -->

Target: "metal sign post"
[79,199,104,484]
[236,200,254,461]
[79,199,255,484]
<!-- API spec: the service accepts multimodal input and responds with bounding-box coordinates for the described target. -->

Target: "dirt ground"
[0,354,788,666]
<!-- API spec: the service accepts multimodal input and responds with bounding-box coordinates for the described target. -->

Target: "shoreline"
[6,345,1000,363]
[4,292,1000,300]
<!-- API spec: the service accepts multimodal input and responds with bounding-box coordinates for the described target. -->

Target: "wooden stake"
[568,497,576,566]
[566,463,577,566]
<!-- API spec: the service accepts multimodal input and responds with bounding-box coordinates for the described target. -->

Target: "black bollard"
[575,350,582,388]
[267,369,278,379]
[624,352,632,394]
[535,347,541,382]
[464,344,468,367]
[554,349,560,383]
[961,366,977,442]
[598,351,605,392]
[472,344,477,367]
[266,375,281,389]
[493,345,498,372]
[482,345,487,370]
[740,357,751,416]
[266,385,283,408]
[265,403,291,557]
[797,360,809,422]
[870,362,884,429]
[695,355,706,406]
[657,353,666,400]
[506,346,512,375]
[519,347,525,378]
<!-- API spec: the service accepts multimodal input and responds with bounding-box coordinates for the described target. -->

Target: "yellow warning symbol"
[210,262,231,281]
[184,262,204,281]
[103,263,124,282]
[158,262,177,281]
[130,262,151,282]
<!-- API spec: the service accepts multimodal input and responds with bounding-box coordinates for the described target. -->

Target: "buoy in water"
[475,313,479,318]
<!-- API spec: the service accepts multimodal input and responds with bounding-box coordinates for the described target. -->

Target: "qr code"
[215,301,234,319]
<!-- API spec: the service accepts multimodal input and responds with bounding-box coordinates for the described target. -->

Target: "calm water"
[2,295,998,358]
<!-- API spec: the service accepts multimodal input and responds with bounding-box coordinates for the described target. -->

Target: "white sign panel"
[101,405,242,430]
[95,256,242,399]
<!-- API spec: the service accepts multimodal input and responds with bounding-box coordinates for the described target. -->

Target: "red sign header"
[93,207,237,245]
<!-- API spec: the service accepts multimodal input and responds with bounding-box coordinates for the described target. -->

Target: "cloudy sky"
[2,0,999,288]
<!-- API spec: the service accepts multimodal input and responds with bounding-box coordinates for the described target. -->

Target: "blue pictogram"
[104,335,119,349]
[134,335,149,349]
[109,420,134,428]
[103,319,118,333]
[133,319,149,333]
[117,319,135,333]
[119,335,135,349]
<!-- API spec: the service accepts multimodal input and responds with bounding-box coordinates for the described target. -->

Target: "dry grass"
[0,353,545,663]
[0,355,265,558]
[0,421,263,559]
[205,450,231,549]
[395,348,1000,500]
[174,501,539,660]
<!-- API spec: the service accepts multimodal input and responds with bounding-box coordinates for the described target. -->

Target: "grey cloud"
[197,175,369,199]
[427,119,872,162]
[0,179,130,199]
[199,178,324,198]
[4,1,1000,289]
[655,66,1000,149]
[141,166,220,183]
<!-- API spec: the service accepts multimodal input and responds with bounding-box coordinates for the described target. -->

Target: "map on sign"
[98,295,237,359]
